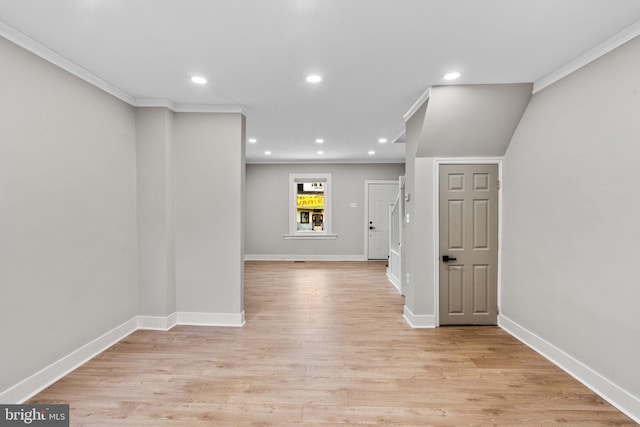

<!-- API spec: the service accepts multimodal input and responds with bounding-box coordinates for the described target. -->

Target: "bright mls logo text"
[1,405,69,426]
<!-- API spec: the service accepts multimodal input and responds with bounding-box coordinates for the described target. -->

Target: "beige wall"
[403,36,640,415]
[0,36,247,398]
[174,113,245,315]
[135,107,176,318]
[0,36,138,392]
[403,102,437,319]
[4,18,637,417]
[502,36,640,403]
[245,163,405,258]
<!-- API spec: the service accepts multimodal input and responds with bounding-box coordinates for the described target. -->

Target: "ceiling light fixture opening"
[315,138,324,144]
[264,151,271,155]
[191,76,207,85]
[368,150,375,155]
[378,138,388,143]
[317,151,324,155]
[306,74,322,83]
[443,72,461,81]
[248,138,257,143]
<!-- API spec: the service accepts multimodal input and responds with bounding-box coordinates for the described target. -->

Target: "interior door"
[439,164,498,325]
[368,183,398,260]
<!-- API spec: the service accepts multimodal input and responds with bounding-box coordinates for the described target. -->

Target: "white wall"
[403,103,437,324]
[135,107,176,318]
[0,36,138,392]
[501,35,640,409]
[245,163,404,259]
[174,113,245,317]
[417,84,532,157]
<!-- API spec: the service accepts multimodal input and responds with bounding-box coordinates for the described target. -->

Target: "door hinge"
[497,180,501,190]
[497,306,500,315]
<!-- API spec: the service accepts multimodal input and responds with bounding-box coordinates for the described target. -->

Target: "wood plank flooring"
[30,261,634,426]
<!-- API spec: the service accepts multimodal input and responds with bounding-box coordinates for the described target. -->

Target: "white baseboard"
[387,270,401,293]
[140,311,245,328]
[244,254,366,261]
[168,312,178,329]
[177,311,245,327]
[498,314,640,424]
[403,306,436,328]
[0,317,138,404]
[137,313,177,331]
[1,311,246,404]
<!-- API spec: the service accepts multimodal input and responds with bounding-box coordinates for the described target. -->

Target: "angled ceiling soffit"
[416,83,533,158]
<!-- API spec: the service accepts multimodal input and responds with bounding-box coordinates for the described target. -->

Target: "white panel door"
[368,183,398,260]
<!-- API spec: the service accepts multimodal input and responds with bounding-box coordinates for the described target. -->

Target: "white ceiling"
[1,1,640,164]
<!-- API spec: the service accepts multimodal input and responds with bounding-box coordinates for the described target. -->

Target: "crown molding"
[404,20,640,115]
[534,19,640,93]
[403,87,430,122]
[0,20,136,105]
[133,99,247,115]
[245,159,405,165]
[1,21,249,116]
[133,97,177,110]
[172,103,249,116]
[392,129,406,144]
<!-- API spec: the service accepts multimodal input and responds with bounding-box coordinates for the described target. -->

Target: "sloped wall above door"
[416,83,533,157]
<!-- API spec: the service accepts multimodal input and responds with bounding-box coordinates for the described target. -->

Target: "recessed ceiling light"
[378,138,388,143]
[443,72,461,81]
[191,76,207,85]
[264,151,271,155]
[315,138,324,144]
[306,75,322,83]
[368,150,375,155]
[317,151,324,155]
[248,138,257,143]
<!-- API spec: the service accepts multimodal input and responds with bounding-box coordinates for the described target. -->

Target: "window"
[285,173,336,239]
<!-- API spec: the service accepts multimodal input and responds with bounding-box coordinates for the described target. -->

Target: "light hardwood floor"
[30,261,634,426]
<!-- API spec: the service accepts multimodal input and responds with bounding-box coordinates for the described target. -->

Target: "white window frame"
[284,173,337,240]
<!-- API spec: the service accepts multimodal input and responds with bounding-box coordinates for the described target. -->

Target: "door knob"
[369,226,375,230]
[442,255,457,262]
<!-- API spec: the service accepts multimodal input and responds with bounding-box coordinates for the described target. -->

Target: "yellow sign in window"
[297,195,324,208]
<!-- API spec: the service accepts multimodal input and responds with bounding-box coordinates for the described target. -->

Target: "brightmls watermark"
[0,405,68,426]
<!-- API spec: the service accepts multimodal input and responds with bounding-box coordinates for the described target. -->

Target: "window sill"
[283,233,338,240]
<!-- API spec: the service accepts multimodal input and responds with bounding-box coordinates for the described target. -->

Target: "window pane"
[296,181,324,232]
